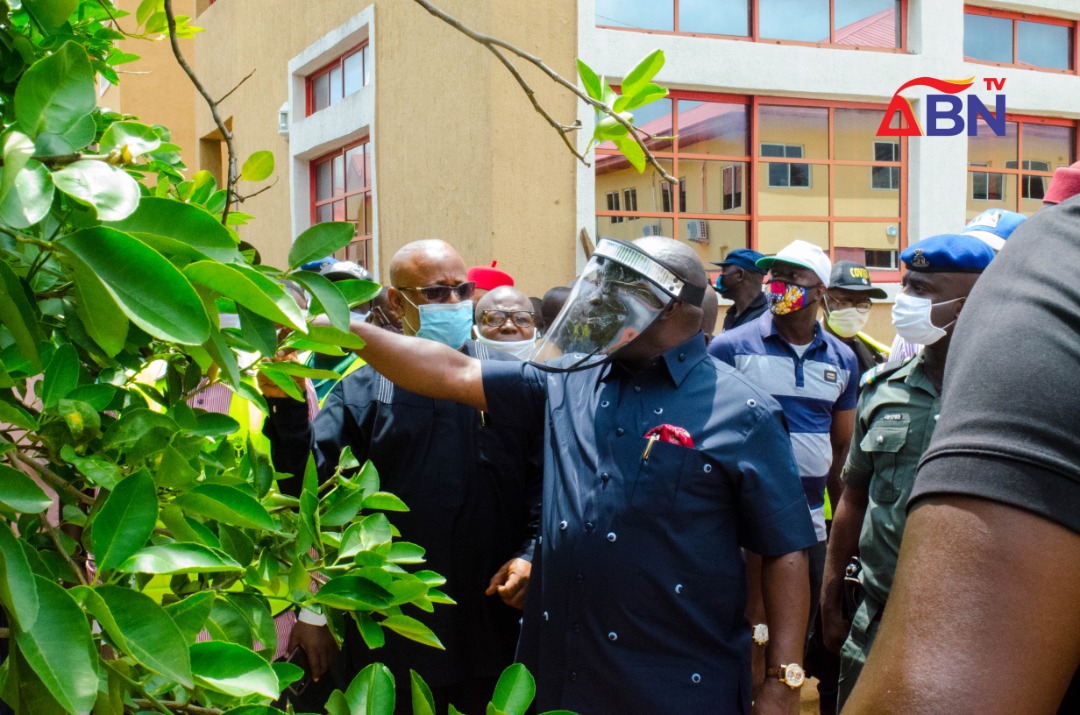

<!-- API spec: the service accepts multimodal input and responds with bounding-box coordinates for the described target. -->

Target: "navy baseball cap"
[711,248,767,274]
[830,261,887,299]
[901,234,996,274]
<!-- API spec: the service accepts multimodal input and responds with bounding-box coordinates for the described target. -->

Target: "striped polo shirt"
[709,313,859,540]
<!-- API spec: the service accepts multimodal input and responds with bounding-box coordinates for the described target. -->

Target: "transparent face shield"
[529,239,705,372]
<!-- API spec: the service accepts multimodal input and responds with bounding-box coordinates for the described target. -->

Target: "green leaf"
[57,398,100,444]
[0,260,42,370]
[260,361,340,381]
[0,520,38,630]
[14,41,96,138]
[236,305,278,357]
[116,542,243,575]
[14,576,97,715]
[594,113,631,141]
[613,136,647,173]
[292,270,350,332]
[52,159,141,221]
[335,278,382,309]
[66,384,115,410]
[314,576,392,611]
[241,151,274,182]
[321,490,366,527]
[298,454,319,555]
[613,83,668,113]
[343,663,396,715]
[60,445,121,489]
[71,261,129,357]
[380,615,444,650]
[283,325,365,352]
[101,408,178,455]
[0,464,51,514]
[190,641,280,698]
[0,131,34,206]
[363,491,409,512]
[95,586,194,687]
[92,471,158,571]
[491,664,535,715]
[105,197,241,264]
[577,59,603,101]
[340,513,392,558]
[184,261,306,332]
[355,611,385,650]
[0,159,53,229]
[287,222,356,270]
[57,227,210,345]
[621,49,665,101]
[191,412,240,437]
[386,542,426,565]
[24,0,77,28]
[410,670,436,715]
[164,591,216,644]
[100,121,162,158]
[0,402,37,432]
[174,484,276,531]
[41,343,78,408]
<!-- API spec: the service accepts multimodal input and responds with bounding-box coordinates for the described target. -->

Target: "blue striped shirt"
[709,313,859,540]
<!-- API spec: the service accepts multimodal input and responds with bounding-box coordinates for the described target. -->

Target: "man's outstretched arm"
[844,495,1080,715]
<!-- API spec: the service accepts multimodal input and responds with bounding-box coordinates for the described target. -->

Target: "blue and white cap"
[962,209,1026,252]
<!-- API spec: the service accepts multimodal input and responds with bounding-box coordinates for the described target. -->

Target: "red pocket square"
[644,424,695,448]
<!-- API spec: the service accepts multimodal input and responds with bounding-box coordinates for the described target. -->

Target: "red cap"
[1044,161,1080,205]
[467,261,514,290]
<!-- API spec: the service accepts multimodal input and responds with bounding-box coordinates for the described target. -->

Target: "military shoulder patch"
[859,360,906,388]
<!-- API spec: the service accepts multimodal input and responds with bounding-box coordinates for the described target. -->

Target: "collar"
[730,290,767,313]
[603,333,709,388]
[899,352,940,397]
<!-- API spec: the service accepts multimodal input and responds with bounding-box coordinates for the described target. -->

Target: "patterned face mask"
[767,281,811,316]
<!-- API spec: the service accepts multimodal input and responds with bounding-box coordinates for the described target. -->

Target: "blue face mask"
[405,300,474,349]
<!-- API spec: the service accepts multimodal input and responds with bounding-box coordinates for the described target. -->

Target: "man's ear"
[387,287,406,314]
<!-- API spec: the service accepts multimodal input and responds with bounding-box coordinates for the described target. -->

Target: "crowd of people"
[258,159,1080,714]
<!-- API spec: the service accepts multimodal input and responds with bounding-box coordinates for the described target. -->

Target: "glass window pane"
[834,165,901,216]
[757,221,829,255]
[678,161,748,215]
[316,203,333,223]
[759,105,828,159]
[346,194,363,224]
[834,222,901,253]
[968,120,1017,167]
[967,172,1014,216]
[1018,21,1071,70]
[595,160,673,213]
[834,0,900,47]
[596,215,674,243]
[1024,124,1074,169]
[362,193,373,235]
[757,163,828,215]
[680,0,748,36]
[678,101,748,156]
[964,13,1013,63]
[312,72,330,113]
[333,200,345,221]
[595,0,673,31]
[315,160,332,201]
[761,0,829,42]
[835,109,894,161]
[333,155,345,196]
[329,66,343,106]
[344,51,363,96]
[346,145,365,191]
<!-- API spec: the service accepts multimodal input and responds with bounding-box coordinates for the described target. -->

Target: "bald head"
[632,237,709,303]
[475,286,536,342]
[389,239,466,288]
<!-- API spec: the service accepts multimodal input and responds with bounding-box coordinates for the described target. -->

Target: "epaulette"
[860,359,908,388]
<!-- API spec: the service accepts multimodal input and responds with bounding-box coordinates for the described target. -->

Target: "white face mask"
[891,293,961,346]
[475,334,537,361]
[826,306,869,339]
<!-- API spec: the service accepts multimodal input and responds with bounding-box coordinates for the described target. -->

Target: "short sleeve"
[735,405,818,556]
[707,334,737,366]
[481,360,548,436]
[841,392,873,489]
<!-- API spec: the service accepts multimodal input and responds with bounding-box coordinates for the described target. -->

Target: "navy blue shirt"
[482,334,816,714]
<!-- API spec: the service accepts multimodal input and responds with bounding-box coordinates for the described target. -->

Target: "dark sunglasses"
[398,281,475,303]
[481,310,535,328]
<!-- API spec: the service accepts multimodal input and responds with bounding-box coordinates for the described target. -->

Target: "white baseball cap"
[755,240,832,287]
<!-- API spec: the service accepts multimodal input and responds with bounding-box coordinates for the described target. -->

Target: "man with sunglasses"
[330,236,816,715]
[262,239,541,713]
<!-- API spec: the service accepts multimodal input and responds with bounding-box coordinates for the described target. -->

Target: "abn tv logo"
[877,77,1007,137]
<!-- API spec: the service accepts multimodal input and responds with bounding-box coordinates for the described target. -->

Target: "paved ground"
[800,678,823,714]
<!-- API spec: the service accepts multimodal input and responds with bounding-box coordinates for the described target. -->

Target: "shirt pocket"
[630,439,690,514]
[859,424,908,504]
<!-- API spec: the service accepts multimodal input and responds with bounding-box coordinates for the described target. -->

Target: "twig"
[163,0,238,224]
[130,701,223,715]
[411,0,676,184]
[102,661,173,715]
[216,69,256,105]
[40,518,88,586]
[9,449,95,507]
[237,176,279,203]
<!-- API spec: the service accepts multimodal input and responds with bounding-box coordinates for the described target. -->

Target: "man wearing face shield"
[820,234,995,711]
[336,236,816,714]
[262,240,541,713]
[823,262,889,378]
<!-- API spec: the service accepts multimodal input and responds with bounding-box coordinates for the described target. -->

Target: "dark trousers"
[805,540,840,715]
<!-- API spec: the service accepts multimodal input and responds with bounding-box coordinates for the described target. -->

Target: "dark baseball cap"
[829,261,887,299]
[711,248,767,274]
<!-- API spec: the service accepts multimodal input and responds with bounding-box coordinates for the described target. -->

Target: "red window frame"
[963,6,1078,75]
[309,137,373,269]
[596,0,908,53]
[305,42,370,117]
[594,91,908,282]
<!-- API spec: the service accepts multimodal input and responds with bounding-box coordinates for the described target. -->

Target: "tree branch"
[411,0,676,183]
[237,176,279,203]
[163,0,238,224]
[9,449,95,507]
[216,68,256,105]
[40,517,88,586]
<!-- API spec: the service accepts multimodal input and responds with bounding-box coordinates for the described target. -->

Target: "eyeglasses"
[397,281,475,303]
[481,310,535,328]
[827,297,873,314]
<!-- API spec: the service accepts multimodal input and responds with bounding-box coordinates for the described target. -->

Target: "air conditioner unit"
[642,224,663,237]
[686,220,709,244]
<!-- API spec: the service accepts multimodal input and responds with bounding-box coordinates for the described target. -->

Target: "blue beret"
[901,234,996,273]
[711,248,767,274]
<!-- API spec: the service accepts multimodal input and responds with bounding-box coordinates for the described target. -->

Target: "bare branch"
[9,449,95,507]
[163,0,239,224]
[237,176,279,203]
[411,0,676,183]
[216,68,256,105]
[40,517,88,586]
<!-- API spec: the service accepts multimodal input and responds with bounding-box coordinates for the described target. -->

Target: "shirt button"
[691,673,702,684]
[600,473,611,483]
[601,400,610,408]
[607,532,617,542]
[572,622,582,633]
[543,611,549,621]
[575,573,583,583]
[679,353,686,362]
[584,522,594,532]
[675,584,684,594]
[559,520,568,530]
[633,386,642,393]
[876,435,885,444]
[608,631,618,641]
[615,428,625,437]
[569,672,578,681]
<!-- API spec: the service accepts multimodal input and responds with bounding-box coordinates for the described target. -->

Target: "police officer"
[819,234,996,710]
